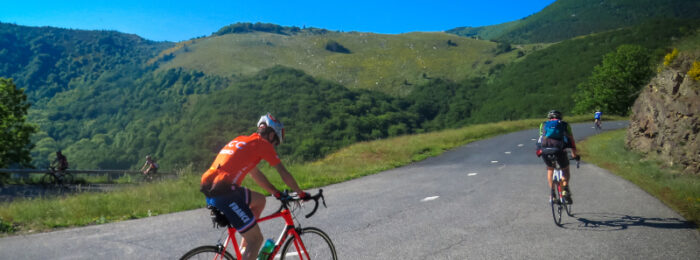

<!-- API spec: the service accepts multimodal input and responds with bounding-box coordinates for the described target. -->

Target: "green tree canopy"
[0,78,36,168]
[573,44,654,115]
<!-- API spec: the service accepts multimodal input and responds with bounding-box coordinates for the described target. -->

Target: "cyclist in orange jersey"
[200,113,308,260]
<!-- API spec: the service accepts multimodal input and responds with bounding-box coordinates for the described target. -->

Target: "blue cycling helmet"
[257,113,285,144]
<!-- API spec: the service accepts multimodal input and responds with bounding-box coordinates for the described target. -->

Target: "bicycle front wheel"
[280,227,337,260]
[179,245,235,260]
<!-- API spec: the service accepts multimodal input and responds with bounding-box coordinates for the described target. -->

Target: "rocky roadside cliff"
[626,54,700,174]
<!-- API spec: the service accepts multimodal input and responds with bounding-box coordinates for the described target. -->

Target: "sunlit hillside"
[157,31,526,96]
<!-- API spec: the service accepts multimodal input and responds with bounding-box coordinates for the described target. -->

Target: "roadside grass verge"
[578,129,699,227]
[0,115,619,235]
[2,173,143,185]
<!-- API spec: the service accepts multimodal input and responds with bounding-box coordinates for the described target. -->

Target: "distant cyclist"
[140,155,159,180]
[537,110,578,203]
[52,150,69,176]
[200,113,308,260]
[594,110,603,130]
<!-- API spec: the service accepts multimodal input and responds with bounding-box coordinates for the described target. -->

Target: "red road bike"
[180,189,336,260]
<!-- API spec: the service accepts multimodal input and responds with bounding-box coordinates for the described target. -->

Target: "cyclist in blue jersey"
[594,110,603,130]
[537,110,578,203]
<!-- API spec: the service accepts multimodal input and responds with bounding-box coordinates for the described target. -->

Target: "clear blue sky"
[1,0,556,42]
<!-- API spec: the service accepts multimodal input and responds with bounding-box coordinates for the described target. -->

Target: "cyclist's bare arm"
[273,163,304,194]
[568,134,578,158]
[248,167,280,195]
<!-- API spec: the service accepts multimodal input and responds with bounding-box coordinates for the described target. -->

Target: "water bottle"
[258,238,275,260]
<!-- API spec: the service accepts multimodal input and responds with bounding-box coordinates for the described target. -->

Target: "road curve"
[1,121,698,259]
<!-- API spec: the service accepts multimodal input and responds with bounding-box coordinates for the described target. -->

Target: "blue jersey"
[594,111,602,119]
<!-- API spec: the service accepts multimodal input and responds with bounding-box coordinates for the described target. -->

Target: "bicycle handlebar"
[278,189,326,218]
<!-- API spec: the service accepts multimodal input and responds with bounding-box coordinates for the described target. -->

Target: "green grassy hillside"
[448,0,700,43]
[157,31,524,95]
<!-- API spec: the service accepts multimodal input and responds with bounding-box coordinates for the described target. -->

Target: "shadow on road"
[561,212,697,231]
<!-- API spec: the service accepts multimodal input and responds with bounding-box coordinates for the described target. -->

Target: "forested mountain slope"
[466,19,699,122]
[0,22,171,103]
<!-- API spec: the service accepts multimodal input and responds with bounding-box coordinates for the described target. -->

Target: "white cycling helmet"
[257,113,285,144]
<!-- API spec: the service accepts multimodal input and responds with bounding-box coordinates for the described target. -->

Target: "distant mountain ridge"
[212,22,332,36]
[447,0,700,43]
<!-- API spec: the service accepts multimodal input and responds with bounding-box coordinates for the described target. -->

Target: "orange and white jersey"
[201,133,281,188]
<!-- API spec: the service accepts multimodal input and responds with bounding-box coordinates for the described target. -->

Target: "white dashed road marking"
[421,196,440,202]
[505,151,511,154]
[517,144,524,147]
[468,173,478,176]
[491,160,499,164]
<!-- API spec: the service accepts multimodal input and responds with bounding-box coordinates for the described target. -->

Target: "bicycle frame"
[42,167,71,186]
[552,168,562,182]
[217,203,309,260]
[552,156,579,188]
[552,168,564,204]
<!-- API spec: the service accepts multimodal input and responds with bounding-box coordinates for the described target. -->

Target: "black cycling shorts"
[542,150,570,169]
[205,187,256,233]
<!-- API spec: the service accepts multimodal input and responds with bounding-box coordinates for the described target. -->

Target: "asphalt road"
[1,121,698,259]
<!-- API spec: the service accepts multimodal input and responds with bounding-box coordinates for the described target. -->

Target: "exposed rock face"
[626,54,700,174]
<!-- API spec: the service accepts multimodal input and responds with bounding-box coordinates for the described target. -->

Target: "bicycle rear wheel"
[550,184,563,226]
[280,227,337,260]
[179,245,235,260]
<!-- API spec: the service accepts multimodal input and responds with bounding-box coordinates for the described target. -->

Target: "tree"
[495,41,513,54]
[0,78,36,168]
[573,45,653,115]
[325,40,351,54]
